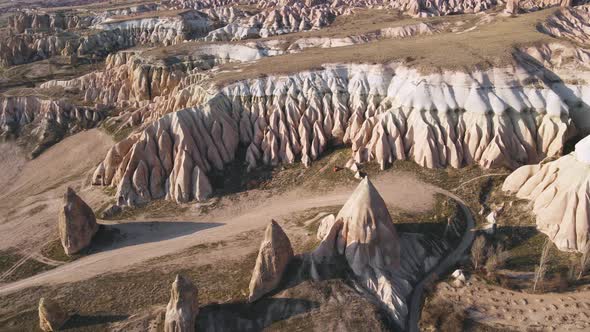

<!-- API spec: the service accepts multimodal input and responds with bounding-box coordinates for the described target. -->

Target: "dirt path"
[0,172,436,296]
[451,173,509,192]
[407,188,476,332]
[0,129,114,252]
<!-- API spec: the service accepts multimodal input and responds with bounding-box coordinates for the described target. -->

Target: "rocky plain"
[1,0,590,331]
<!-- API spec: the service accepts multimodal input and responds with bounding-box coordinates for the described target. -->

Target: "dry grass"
[212,8,561,85]
[105,9,192,23]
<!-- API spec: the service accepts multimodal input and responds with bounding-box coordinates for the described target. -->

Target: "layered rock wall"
[8,12,96,33]
[92,63,585,206]
[541,5,590,46]
[0,95,105,156]
[503,135,590,252]
[98,10,213,46]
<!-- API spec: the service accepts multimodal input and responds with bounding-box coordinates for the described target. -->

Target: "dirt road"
[0,172,436,295]
[407,189,476,332]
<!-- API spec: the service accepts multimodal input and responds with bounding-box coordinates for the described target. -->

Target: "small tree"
[485,244,511,275]
[471,235,487,270]
[533,238,553,293]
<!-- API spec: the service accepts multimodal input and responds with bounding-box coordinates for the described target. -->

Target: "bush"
[421,298,466,332]
[485,244,511,275]
[471,235,487,270]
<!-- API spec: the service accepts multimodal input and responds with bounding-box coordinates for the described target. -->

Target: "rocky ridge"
[164,274,199,332]
[89,60,588,206]
[248,220,294,302]
[0,9,214,68]
[541,5,590,46]
[58,187,99,255]
[0,95,106,157]
[38,298,69,332]
[503,134,590,252]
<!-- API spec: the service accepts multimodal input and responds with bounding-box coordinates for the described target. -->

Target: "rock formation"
[503,135,590,252]
[0,9,213,68]
[98,10,213,46]
[164,274,199,332]
[38,297,69,332]
[316,214,336,240]
[505,0,520,14]
[204,3,338,41]
[0,95,105,157]
[541,5,590,46]
[8,12,95,33]
[334,178,410,324]
[248,220,294,302]
[58,187,99,255]
[90,62,582,206]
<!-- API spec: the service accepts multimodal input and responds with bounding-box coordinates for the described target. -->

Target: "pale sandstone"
[248,220,294,302]
[38,298,69,332]
[58,187,99,255]
[164,274,199,332]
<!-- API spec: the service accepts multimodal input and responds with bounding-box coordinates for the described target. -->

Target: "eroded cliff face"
[503,135,590,252]
[39,43,273,110]
[98,10,214,46]
[0,10,213,68]
[8,12,96,33]
[88,62,590,206]
[541,5,590,46]
[204,3,340,41]
[0,95,105,157]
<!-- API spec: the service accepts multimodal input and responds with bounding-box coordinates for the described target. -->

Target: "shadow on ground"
[62,313,129,330]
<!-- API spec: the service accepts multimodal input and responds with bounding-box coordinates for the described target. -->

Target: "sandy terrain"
[429,277,590,331]
[0,129,114,252]
[0,169,435,295]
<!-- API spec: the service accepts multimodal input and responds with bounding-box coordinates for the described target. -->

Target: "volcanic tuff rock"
[316,214,336,240]
[98,10,213,46]
[308,178,464,326]
[38,297,69,332]
[58,187,99,255]
[0,9,213,68]
[8,12,95,33]
[334,178,410,324]
[164,274,199,332]
[541,5,590,46]
[503,135,590,252]
[505,0,521,14]
[91,62,586,206]
[0,95,105,157]
[248,220,294,302]
[204,3,338,41]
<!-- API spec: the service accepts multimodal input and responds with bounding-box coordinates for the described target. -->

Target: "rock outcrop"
[248,220,294,302]
[541,5,590,46]
[58,187,99,255]
[334,178,410,324]
[164,274,199,332]
[308,177,466,327]
[503,135,590,252]
[0,9,213,68]
[0,95,105,157]
[8,12,95,33]
[98,10,213,46]
[91,62,583,206]
[204,3,338,41]
[505,0,520,14]
[38,297,69,332]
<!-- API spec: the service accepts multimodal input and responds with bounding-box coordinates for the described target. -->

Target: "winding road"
[0,172,436,296]
[407,188,476,332]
